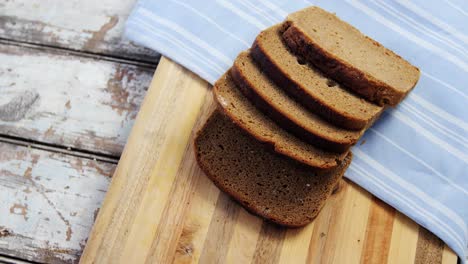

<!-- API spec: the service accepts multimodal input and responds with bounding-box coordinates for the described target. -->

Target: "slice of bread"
[195,110,352,227]
[232,51,364,153]
[252,24,383,130]
[214,72,348,170]
[283,7,420,106]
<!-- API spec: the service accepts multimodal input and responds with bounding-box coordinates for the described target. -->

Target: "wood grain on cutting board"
[80,57,457,264]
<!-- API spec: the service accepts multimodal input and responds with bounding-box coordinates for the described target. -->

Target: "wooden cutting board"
[80,57,457,264]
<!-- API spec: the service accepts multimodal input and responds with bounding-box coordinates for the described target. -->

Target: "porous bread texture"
[194,110,352,227]
[214,72,347,170]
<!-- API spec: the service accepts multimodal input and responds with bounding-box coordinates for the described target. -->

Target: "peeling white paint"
[0,2,159,262]
[0,0,159,61]
[0,44,153,156]
[0,142,113,263]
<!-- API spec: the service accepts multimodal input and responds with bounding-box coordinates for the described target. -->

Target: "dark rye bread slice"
[214,72,347,170]
[283,7,420,106]
[252,24,383,130]
[195,110,352,227]
[232,51,364,153]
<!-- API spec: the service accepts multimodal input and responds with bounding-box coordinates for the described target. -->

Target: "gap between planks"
[0,254,39,264]
[0,39,158,69]
[0,135,118,164]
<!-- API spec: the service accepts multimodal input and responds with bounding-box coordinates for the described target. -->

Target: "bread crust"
[231,54,360,153]
[213,73,347,171]
[251,27,384,130]
[282,16,420,106]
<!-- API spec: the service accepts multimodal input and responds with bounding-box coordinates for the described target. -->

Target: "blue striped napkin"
[125,0,468,261]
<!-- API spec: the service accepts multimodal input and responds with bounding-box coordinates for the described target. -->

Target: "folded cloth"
[126,0,468,261]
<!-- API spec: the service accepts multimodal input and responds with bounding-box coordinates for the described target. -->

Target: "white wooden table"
[0,1,158,263]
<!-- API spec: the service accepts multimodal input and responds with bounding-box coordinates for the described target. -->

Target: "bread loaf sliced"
[232,51,364,153]
[195,110,352,227]
[283,7,420,106]
[252,24,383,130]
[213,72,347,170]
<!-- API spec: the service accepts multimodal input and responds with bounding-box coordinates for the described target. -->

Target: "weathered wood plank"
[0,0,159,62]
[0,43,153,156]
[0,255,33,264]
[0,141,113,263]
